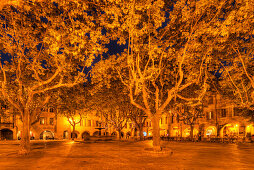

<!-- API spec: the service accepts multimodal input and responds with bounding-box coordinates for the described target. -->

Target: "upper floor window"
[207,111,213,120]
[1,104,7,110]
[221,109,226,117]
[40,117,45,125]
[49,108,54,112]
[49,118,54,125]
[208,96,213,104]
[88,120,91,127]
[171,116,174,124]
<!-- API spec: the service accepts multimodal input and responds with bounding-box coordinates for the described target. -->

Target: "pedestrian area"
[0,140,254,169]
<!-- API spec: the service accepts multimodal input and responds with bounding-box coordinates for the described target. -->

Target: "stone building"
[1,93,254,140]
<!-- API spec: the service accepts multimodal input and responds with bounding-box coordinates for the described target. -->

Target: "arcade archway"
[183,127,198,137]
[205,126,217,137]
[82,131,90,139]
[0,129,13,140]
[220,124,239,137]
[63,130,69,139]
[40,130,54,140]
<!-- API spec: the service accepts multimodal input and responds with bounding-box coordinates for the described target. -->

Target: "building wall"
[1,94,254,140]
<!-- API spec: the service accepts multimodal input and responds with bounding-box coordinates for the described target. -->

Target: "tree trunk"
[72,124,76,140]
[190,124,194,141]
[139,125,144,141]
[118,129,121,140]
[152,116,161,151]
[19,109,30,154]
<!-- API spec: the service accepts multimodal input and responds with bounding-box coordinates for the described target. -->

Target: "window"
[208,96,213,104]
[221,109,226,117]
[88,120,91,127]
[1,104,7,110]
[96,121,99,127]
[160,118,163,124]
[49,118,54,125]
[84,119,87,127]
[165,117,168,124]
[171,116,174,124]
[40,117,45,125]
[49,108,54,112]
[206,111,213,120]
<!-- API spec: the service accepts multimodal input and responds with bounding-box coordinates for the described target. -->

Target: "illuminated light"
[235,124,238,127]
[143,132,147,137]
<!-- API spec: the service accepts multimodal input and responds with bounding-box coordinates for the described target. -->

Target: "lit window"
[207,112,213,120]
[40,117,45,125]
[88,120,91,127]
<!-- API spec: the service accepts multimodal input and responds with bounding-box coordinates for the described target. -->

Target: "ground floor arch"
[172,127,180,137]
[71,131,79,139]
[120,131,124,138]
[0,129,13,140]
[63,130,69,139]
[220,123,239,138]
[126,131,131,139]
[246,124,254,136]
[111,132,117,136]
[183,127,198,137]
[93,131,100,136]
[40,130,54,140]
[82,131,90,139]
[103,132,109,136]
[205,126,217,137]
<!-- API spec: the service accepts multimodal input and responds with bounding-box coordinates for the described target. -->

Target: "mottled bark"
[152,116,161,151]
[72,124,76,139]
[190,124,194,141]
[139,126,144,140]
[118,129,121,140]
[19,109,30,154]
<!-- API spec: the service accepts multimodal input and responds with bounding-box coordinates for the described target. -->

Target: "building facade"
[1,94,254,141]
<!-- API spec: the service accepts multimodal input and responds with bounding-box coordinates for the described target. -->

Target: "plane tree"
[53,84,91,139]
[203,0,254,119]
[128,108,147,141]
[92,0,254,151]
[0,0,105,154]
[89,79,131,140]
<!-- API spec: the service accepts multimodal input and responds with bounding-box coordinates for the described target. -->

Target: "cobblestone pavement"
[0,140,253,170]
